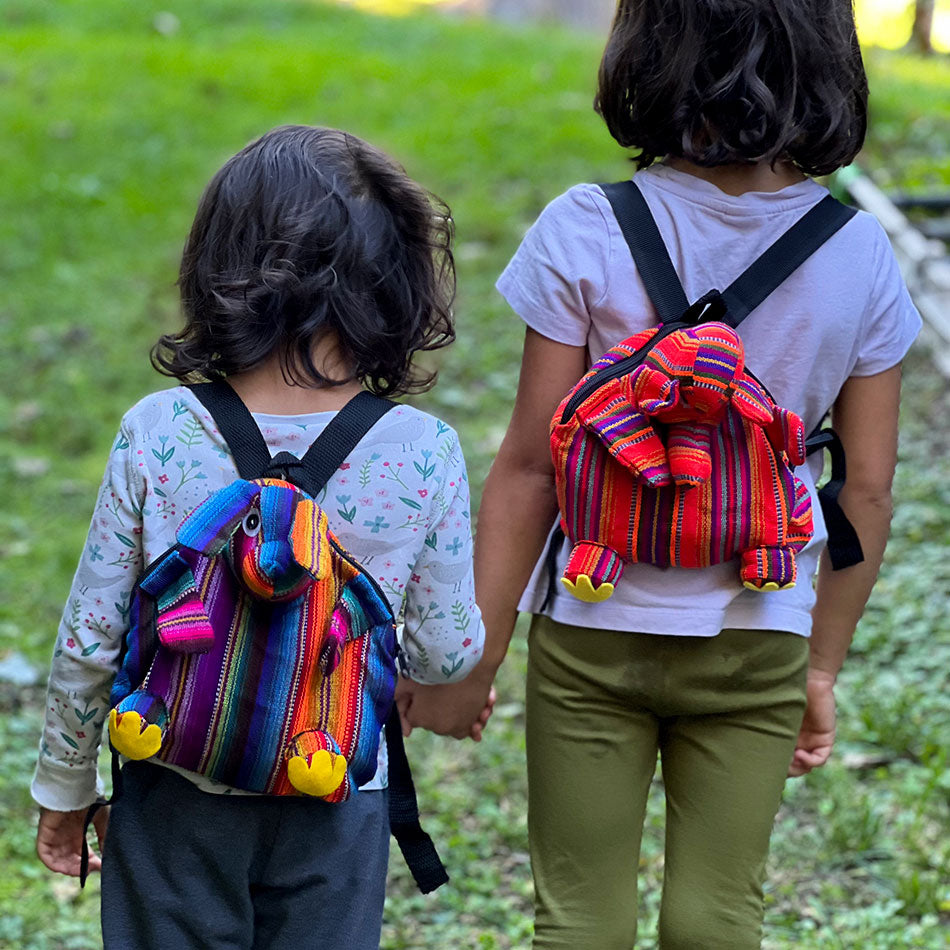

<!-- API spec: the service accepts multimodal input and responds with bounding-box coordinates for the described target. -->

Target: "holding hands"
[395,665,497,742]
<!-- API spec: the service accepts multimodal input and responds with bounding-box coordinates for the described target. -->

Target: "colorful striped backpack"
[548,181,864,603]
[83,383,447,892]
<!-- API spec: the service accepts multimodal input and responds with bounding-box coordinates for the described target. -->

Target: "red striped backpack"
[549,181,864,603]
[82,383,447,893]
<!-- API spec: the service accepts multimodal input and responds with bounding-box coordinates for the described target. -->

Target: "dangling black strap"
[384,710,450,893]
[188,381,394,496]
[539,524,565,613]
[805,428,865,570]
[79,747,123,887]
[599,181,856,329]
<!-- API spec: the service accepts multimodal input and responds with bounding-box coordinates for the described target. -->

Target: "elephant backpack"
[549,181,865,603]
[81,382,447,893]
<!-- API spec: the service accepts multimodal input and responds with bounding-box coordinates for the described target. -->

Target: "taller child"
[408,2,921,948]
[33,125,487,950]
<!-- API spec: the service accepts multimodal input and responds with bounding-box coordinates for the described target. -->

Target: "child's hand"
[395,669,496,741]
[788,670,836,777]
[36,805,109,877]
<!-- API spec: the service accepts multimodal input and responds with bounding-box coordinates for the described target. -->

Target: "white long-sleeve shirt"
[33,386,484,810]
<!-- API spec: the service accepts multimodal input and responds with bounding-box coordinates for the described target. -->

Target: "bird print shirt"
[32,386,484,810]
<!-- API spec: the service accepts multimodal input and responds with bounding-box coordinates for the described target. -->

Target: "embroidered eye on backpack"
[548,181,864,603]
[90,384,447,893]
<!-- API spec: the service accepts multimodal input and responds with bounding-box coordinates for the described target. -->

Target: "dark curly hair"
[595,0,868,176]
[152,125,456,396]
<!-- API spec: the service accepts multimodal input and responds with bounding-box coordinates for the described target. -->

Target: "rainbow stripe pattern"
[109,477,396,800]
[550,323,814,600]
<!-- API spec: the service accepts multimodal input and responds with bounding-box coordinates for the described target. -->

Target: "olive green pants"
[525,615,809,950]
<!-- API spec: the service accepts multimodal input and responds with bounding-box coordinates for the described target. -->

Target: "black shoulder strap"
[599,180,857,328]
[188,381,394,497]
[719,195,857,327]
[188,380,272,480]
[601,180,690,324]
[290,391,395,496]
[805,427,865,570]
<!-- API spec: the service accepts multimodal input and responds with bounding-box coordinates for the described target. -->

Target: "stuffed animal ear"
[177,479,262,556]
[290,497,333,580]
[140,549,214,652]
[575,375,672,487]
[730,375,775,427]
[767,408,807,465]
[155,567,215,653]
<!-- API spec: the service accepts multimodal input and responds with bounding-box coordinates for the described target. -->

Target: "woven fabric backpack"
[82,382,447,893]
[548,181,865,604]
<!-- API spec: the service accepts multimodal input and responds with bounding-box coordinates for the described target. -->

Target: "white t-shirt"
[497,164,921,638]
[33,387,484,811]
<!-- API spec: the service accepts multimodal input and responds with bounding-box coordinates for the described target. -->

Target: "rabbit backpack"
[549,181,864,603]
[83,383,447,893]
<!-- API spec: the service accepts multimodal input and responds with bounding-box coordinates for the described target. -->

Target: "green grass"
[863,46,950,191]
[1,2,948,948]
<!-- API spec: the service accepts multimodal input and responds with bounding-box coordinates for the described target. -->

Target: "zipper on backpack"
[558,291,732,426]
[559,319,688,424]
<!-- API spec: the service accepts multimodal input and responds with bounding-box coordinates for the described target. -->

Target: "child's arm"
[33,421,145,873]
[789,365,901,777]
[396,429,486,735]
[404,329,588,739]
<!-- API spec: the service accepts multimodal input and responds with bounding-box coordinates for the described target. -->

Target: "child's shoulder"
[535,182,611,228]
[117,384,201,437]
[367,403,462,453]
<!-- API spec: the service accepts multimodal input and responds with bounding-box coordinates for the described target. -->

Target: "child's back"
[499,163,919,638]
[33,125,485,950]
[458,3,922,948]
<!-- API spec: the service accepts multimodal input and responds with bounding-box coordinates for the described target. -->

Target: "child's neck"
[665,158,807,197]
[227,349,364,415]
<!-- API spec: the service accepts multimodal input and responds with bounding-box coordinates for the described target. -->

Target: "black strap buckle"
[681,289,726,325]
[263,451,305,483]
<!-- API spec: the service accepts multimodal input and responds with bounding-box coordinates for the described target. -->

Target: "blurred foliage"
[862,47,950,190]
[1,2,948,948]
[855,0,950,53]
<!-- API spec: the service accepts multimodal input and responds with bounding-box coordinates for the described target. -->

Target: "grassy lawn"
[1,2,948,947]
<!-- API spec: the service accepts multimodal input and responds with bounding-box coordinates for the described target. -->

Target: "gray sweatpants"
[101,761,390,950]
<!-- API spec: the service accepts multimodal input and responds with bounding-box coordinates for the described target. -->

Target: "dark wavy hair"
[152,125,456,396]
[595,0,868,175]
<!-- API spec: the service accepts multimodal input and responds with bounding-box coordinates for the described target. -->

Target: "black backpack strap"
[600,181,690,324]
[805,427,865,570]
[600,181,856,329]
[719,196,857,328]
[289,391,394,497]
[384,710,450,893]
[189,380,273,480]
[188,383,395,496]
[79,747,123,887]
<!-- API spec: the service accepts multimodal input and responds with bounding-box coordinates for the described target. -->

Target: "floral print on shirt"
[32,387,484,811]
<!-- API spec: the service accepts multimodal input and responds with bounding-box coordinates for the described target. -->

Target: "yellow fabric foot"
[742,580,796,592]
[287,750,348,797]
[109,709,163,760]
[561,574,615,603]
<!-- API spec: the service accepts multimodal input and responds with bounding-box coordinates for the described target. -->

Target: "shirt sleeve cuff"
[31,758,103,812]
